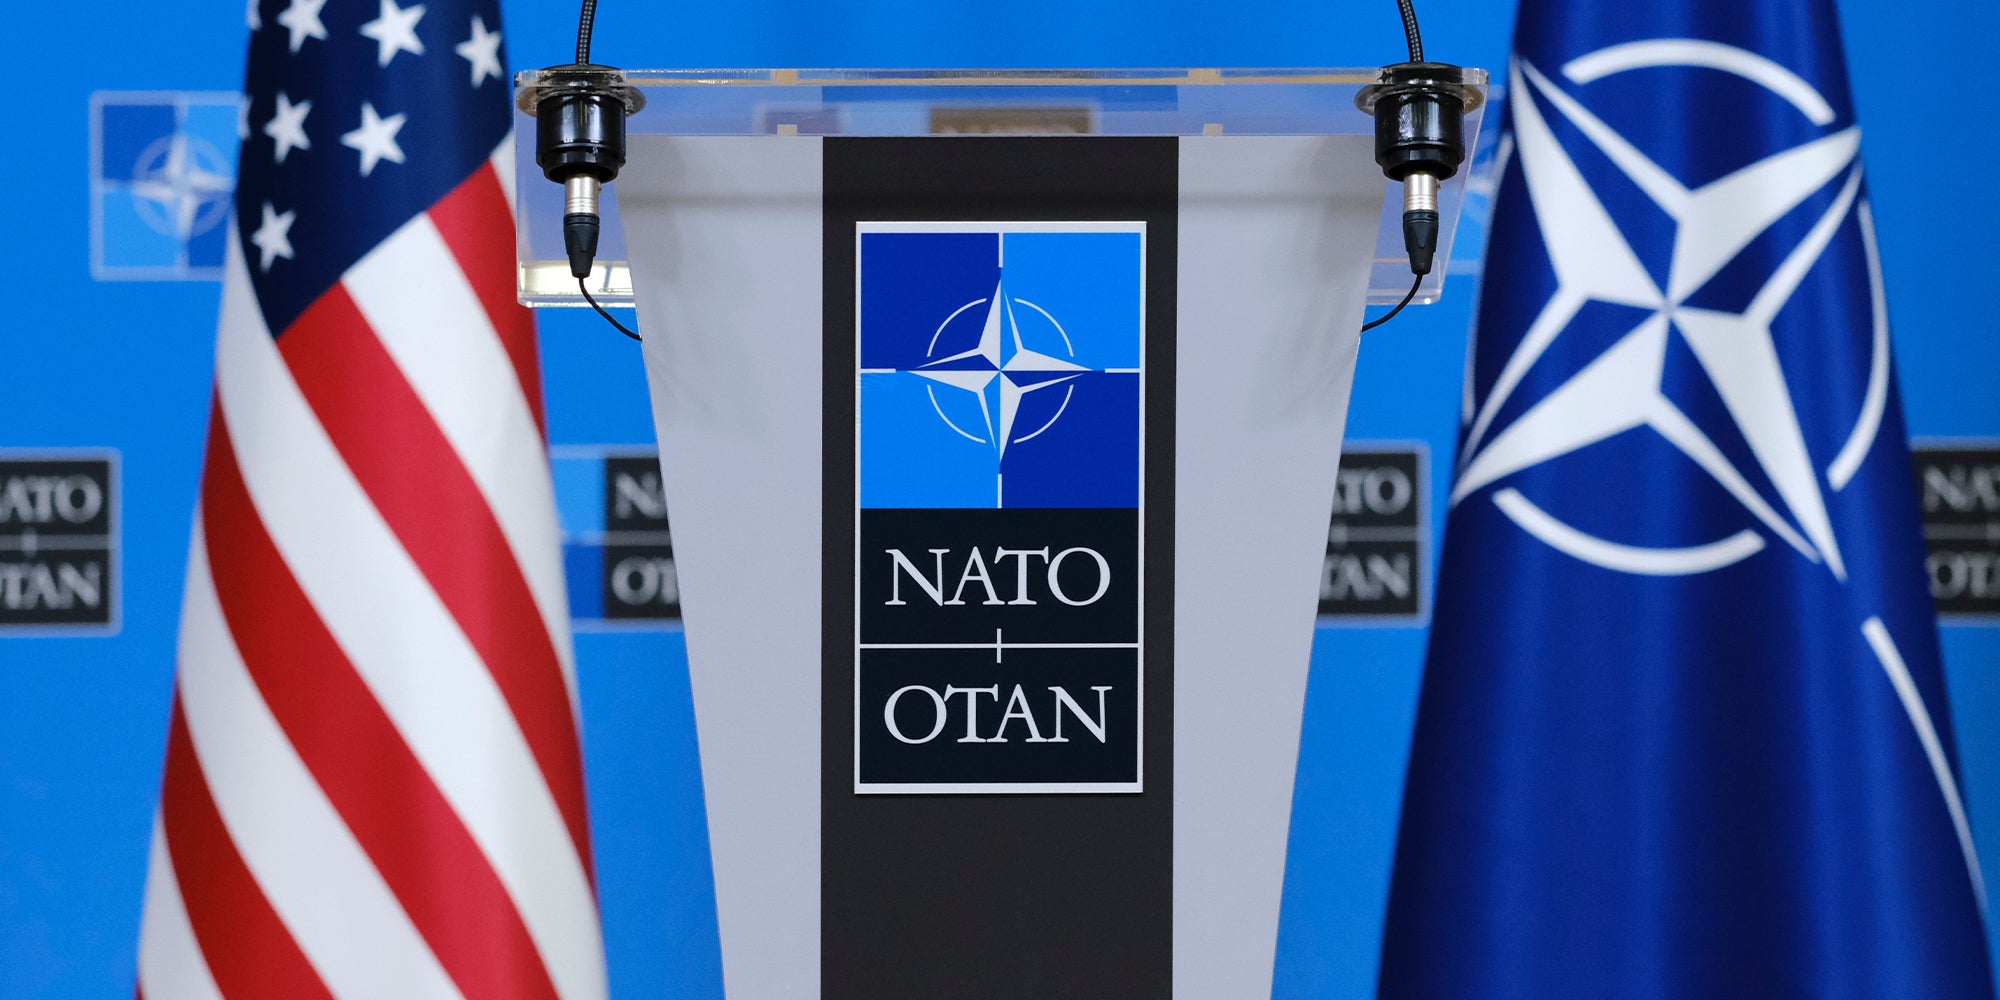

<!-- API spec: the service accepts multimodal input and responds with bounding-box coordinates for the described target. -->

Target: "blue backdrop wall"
[3,1,1996,998]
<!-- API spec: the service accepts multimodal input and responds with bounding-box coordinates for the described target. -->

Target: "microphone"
[521,0,646,340]
[1355,1,1481,332]
[523,65,642,280]
[1359,61,1477,279]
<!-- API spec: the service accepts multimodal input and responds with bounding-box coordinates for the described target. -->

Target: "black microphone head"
[1358,62,1477,184]
[520,64,644,185]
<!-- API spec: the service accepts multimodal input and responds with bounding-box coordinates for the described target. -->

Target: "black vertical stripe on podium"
[822,137,1177,1000]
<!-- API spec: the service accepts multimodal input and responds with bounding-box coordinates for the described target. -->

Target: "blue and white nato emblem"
[1459,41,1886,583]
[1455,40,1978,871]
[90,92,241,281]
[855,222,1145,794]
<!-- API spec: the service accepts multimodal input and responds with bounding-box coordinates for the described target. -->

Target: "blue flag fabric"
[1378,3,1994,997]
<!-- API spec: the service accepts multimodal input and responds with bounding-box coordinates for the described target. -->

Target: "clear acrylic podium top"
[511,67,1489,308]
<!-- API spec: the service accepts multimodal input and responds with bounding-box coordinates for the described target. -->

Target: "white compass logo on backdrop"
[130,131,235,243]
[90,91,242,280]
[1455,40,1886,581]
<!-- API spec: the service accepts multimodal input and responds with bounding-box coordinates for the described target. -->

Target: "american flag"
[134,1,607,998]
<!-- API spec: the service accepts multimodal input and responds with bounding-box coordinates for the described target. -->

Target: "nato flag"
[1378,1,1994,997]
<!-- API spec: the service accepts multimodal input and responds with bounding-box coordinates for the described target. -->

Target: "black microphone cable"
[579,277,640,341]
[1361,276,1423,333]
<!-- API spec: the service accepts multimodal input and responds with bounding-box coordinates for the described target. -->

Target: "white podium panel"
[621,138,826,1000]
[1173,137,1376,999]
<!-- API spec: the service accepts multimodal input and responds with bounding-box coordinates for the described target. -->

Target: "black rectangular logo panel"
[1914,444,2000,619]
[822,136,1176,999]
[851,218,1148,795]
[860,508,1139,645]
[0,455,117,631]
[858,508,1140,790]
[599,455,679,620]
[1320,445,1425,621]
[860,647,1139,786]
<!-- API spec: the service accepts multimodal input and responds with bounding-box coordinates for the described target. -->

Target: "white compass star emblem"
[912,281,1089,456]
[129,132,235,242]
[1454,40,1891,579]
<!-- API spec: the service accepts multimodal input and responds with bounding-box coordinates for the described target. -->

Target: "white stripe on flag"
[491,137,517,223]
[212,240,608,1000]
[137,819,225,1000]
[345,214,579,709]
[176,520,468,1000]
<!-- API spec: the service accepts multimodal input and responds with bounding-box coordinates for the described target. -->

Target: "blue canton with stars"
[239,0,511,335]
[858,227,1142,510]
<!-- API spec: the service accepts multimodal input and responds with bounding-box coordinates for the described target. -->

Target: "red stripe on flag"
[277,285,596,876]
[429,164,549,437]
[160,696,336,1000]
[199,413,564,1000]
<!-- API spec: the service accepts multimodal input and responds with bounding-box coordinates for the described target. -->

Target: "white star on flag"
[455,15,504,87]
[246,0,261,31]
[360,0,428,67]
[264,92,312,164]
[341,102,407,177]
[249,202,296,272]
[274,0,326,53]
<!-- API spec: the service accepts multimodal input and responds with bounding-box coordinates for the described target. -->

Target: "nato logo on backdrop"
[854,223,1145,794]
[0,454,118,632]
[598,456,680,622]
[90,91,240,281]
[548,448,681,628]
[1914,443,2000,619]
[1320,445,1428,622]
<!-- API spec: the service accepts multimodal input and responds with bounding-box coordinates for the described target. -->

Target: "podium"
[512,68,1486,1000]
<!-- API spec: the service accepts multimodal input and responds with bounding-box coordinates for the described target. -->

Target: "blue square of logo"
[98,192,180,269]
[860,373,1003,509]
[999,371,1140,508]
[997,231,1143,371]
[98,103,177,183]
[859,232,1001,371]
[563,543,603,619]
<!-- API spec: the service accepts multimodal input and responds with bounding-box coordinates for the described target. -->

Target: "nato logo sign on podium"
[854,223,1144,794]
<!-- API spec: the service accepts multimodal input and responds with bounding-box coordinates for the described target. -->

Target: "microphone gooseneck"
[1356,0,1479,330]
[1357,63,1479,328]
[532,77,629,280]
[520,0,644,338]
